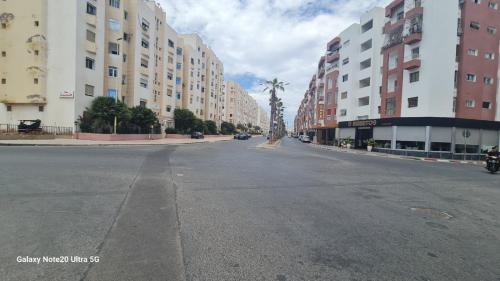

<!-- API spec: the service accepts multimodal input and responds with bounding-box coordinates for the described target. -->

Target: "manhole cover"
[410,207,453,220]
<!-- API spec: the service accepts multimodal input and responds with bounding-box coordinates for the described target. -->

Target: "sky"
[159,0,392,126]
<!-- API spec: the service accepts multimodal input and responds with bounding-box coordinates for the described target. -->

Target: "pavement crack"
[78,152,147,281]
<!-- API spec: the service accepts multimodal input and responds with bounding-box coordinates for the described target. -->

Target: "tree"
[220,121,236,135]
[129,106,158,133]
[236,123,247,132]
[192,118,207,133]
[263,78,288,142]
[204,120,218,135]
[174,108,197,134]
[78,96,130,133]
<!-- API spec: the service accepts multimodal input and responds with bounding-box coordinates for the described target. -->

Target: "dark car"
[191,132,205,139]
[235,133,249,140]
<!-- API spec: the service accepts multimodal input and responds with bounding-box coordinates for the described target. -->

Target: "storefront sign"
[345,119,378,128]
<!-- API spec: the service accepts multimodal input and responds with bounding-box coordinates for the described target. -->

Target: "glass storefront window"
[455,145,479,154]
[374,140,391,149]
[396,141,425,151]
[431,142,451,152]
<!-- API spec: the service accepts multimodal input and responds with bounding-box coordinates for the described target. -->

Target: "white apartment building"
[297,0,500,159]
[224,81,264,129]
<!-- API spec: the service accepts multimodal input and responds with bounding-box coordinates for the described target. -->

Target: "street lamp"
[113,37,123,134]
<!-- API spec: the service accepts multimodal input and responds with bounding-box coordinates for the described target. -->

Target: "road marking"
[176,174,184,177]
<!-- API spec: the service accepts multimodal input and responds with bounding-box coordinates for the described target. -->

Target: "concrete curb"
[0,138,233,147]
[309,144,486,167]
[256,139,282,149]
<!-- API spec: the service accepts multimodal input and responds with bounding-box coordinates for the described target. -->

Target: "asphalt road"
[0,138,499,281]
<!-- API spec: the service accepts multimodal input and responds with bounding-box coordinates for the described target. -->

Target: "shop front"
[338,117,500,159]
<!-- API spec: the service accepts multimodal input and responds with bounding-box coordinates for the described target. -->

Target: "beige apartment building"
[0,0,169,129]
[224,80,265,130]
[179,34,224,126]
[0,0,265,133]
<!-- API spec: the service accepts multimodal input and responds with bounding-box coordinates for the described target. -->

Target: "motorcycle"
[485,156,499,174]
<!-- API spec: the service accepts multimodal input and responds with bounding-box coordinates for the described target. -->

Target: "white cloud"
[159,0,391,124]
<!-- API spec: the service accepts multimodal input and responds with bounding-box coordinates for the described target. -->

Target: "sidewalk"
[0,136,233,146]
[309,143,486,167]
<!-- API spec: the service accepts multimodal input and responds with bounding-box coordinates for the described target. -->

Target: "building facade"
[0,0,240,132]
[224,80,264,130]
[295,0,500,159]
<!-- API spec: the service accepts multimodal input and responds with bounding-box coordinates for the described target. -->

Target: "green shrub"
[165,127,177,134]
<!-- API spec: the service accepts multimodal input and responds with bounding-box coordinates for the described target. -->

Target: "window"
[85,84,95,96]
[168,39,174,48]
[411,47,420,59]
[141,57,148,68]
[140,78,148,88]
[1,51,6,57]
[38,106,44,112]
[484,77,494,85]
[107,89,117,99]
[34,50,39,56]
[342,58,349,65]
[473,0,481,4]
[340,109,347,116]
[141,38,149,49]
[385,97,396,115]
[87,3,97,15]
[176,77,181,85]
[108,66,118,77]
[342,74,349,82]
[409,71,420,83]
[109,0,120,8]
[483,101,492,109]
[34,78,38,84]
[465,99,475,108]
[141,19,150,32]
[167,88,173,96]
[123,54,127,62]
[124,10,128,20]
[470,21,480,30]
[140,100,147,108]
[176,92,181,99]
[466,74,477,82]
[408,97,418,108]
[485,52,495,60]
[109,42,119,55]
[360,39,372,52]
[361,20,373,33]
[176,47,183,55]
[108,19,120,31]
[167,72,173,80]
[176,63,182,70]
[489,2,498,9]
[34,21,39,27]
[85,57,95,69]
[166,106,172,112]
[341,92,348,99]
[358,96,370,106]
[86,30,96,42]
[359,77,371,88]
[6,105,11,112]
[1,78,5,84]
[468,48,478,56]
[487,26,497,35]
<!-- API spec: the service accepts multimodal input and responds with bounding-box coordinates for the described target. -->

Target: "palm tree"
[262,78,288,142]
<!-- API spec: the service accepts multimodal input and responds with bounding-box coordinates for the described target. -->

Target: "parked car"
[234,134,249,140]
[301,136,311,143]
[298,135,303,141]
[191,132,204,139]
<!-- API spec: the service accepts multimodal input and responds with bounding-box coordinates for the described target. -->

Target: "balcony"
[326,53,340,63]
[383,19,405,34]
[385,0,405,17]
[403,58,421,70]
[406,6,423,19]
[404,31,422,44]
[318,67,325,78]
[86,14,96,26]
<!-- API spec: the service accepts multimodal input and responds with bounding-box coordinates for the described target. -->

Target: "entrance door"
[355,127,373,149]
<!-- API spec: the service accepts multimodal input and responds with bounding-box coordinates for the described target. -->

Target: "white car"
[301,136,311,143]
